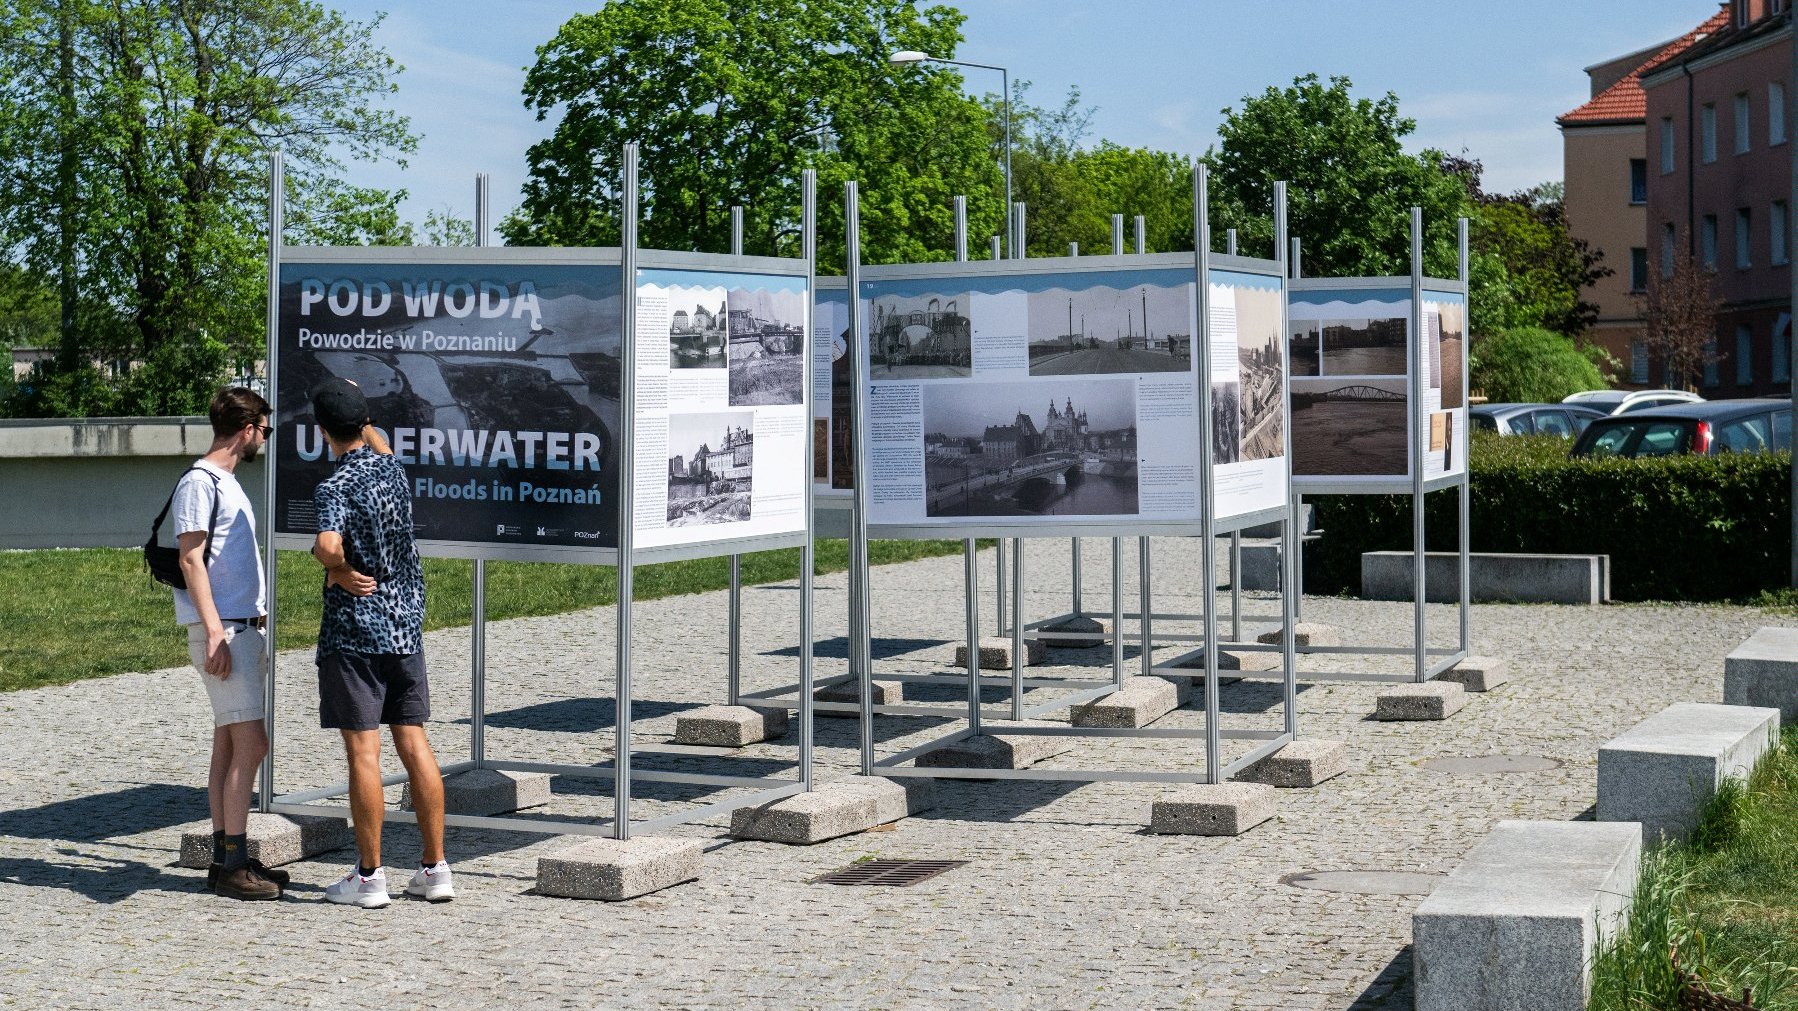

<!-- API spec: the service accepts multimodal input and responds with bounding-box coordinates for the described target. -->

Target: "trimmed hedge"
[1310,433,1791,601]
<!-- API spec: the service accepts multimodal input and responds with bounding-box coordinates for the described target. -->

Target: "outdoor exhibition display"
[838,168,1301,786]
[258,149,822,839]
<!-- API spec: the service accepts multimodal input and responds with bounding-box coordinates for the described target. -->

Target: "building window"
[1735,93,1752,153]
[1704,340,1720,387]
[1702,104,1718,163]
[1663,222,1677,277]
[1629,159,1648,204]
[1774,201,1790,265]
[1776,316,1792,382]
[1737,207,1753,269]
[1630,248,1649,292]
[1737,324,1754,385]
[1661,117,1677,173]
[1631,341,1651,384]
[1773,83,1788,146]
[1702,214,1719,269]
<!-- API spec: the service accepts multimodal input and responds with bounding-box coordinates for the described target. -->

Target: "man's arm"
[362,423,391,455]
[312,531,377,596]
[177,530,232,678]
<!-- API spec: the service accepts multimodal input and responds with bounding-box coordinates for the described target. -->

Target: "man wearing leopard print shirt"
[308,377,454,908]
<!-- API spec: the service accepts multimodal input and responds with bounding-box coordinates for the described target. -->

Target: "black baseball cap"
[310,377,370,433]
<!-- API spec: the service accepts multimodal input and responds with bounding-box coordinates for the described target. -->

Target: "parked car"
[1561,388,1705,415]
[1470,402,1607,438]
[1568,399,1793,458]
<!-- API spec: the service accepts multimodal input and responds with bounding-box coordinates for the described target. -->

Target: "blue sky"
[330,0,1723,234]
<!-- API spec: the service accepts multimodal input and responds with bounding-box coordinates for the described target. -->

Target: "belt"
[226,616,267,630]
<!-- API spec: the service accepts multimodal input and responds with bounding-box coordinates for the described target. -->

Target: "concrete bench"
[1362,551,1610,604]
[1413,820,1641,1011]
[1235,535,1322,591]
[1598,702,1780,843]
[1725,627,1798,723]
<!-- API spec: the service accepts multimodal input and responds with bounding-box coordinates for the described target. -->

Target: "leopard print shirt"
[314,447,425,657]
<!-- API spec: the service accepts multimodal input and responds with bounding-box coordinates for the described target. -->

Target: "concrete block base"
[729,777,935,845]
[1257,623,1340,648]
[536,836,702,901]
[402,769,552,817]
[1725,627,1798,723]
[955,636,1049,670]
[816,679,904,717]
[1038,615,1110,647]
[1235,740,1349,788]
[1149,783,1275,835]
[1374,682,1467,721]
[672,705,790,747]
[1598,702,1781,843]
[178,812,352,870]
[1437,656,1510,692]
[916,726,1072,770]
[1070,676,1190,729]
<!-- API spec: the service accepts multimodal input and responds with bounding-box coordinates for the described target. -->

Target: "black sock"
[211,830,226,866]
[358,864,378,878]
[221,833,248,871]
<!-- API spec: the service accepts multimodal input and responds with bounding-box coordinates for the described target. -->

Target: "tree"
[1469,326,1609,403]
[503,0,1003,269]
[0,0,415,416]
[1641,249,1722,390]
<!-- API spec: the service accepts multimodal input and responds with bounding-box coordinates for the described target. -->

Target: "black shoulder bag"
[143,467,221,589]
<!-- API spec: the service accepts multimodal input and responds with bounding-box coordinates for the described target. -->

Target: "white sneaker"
[324,866,390,908]
[406,861,455,902]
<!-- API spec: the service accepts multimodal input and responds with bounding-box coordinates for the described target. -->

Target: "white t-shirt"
[170,459,266,626]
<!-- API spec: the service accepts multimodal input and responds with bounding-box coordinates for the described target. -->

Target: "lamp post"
[889,50,1011,258]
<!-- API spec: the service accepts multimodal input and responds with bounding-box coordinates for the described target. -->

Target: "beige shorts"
[187,623,268,727]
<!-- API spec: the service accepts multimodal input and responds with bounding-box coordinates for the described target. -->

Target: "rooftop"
[1558,6,1731,127]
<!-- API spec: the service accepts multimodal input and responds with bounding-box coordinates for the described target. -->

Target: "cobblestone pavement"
[0,536,1775,1010]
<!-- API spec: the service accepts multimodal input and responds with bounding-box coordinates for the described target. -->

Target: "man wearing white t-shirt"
[170,387,283,901]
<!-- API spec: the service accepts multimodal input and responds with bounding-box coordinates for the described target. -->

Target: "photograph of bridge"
[666,411,753,527]
[1290,377,1408,476]
[666,285,729,370]
[1236,284,1286,462]
[1319,316,1408,376]
[1435,303,1466,409]
[1289,320,1321,377]
[1025,280,1193,376]
[869,290,973,378]
[919,378,1139,518]
[727,284,807,406]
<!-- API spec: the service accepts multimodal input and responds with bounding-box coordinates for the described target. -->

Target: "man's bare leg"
[341,729,385,868]
[207,726,232,831]
[219,720,266,835]
[391,723,444,866]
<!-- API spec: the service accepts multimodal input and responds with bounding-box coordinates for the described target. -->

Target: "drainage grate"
[813,859,967,887]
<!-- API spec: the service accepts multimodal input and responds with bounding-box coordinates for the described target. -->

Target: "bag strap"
[151,465,223,567]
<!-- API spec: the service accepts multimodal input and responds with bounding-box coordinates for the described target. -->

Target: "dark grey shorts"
[317,651,430,730]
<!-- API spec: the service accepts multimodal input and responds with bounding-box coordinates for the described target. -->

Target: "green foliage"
[1310,433,1791,600]
[1468,192,1608,336]
[504,0,1003,269]
[288,183,417,247]
[1469,326,1608,402]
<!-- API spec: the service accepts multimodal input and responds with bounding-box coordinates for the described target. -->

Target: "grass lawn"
[1590,727,1798,1010]
[0,538,974,694]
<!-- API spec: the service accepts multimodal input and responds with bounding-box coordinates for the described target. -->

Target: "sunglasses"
[253,424,273,437]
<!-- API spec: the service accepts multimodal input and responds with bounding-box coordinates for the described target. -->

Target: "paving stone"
[729,776,935,844]
[1256,622,1340,648]
[814,678,904,717]
[1373,682,1467,721]
[1234,740,1349,788]
[671,705,789,747]
[1070,676,1190,729]
[955,636,1048,670]
[177,812,352,869]
[536,836,702,901]
[1436,655,1510,692]
[915,726,1073,769]
[401,768,552,817]
[1150,783,1275,835]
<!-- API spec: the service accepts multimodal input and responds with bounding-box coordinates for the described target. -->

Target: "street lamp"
[889,50,1012,258]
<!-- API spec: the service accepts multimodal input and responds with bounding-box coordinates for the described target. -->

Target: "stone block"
[1724,627,1798,723]
[1256,622,1339,648]
[954,636,1049,670]
[1362,550,1610,604]
[671,705,790,747]
[178,812,352,870]
[1413,820,1641,1011]
[1149,783,1275,835]
[1597,702,1780,843]
[1037,614,1109,647]
[1070,676,1190,729]
[1235,740,1348,788]
[536,836,702,901]
[815,678,904,718]
[400,768,552,817]
[1373,682,1467,721]
[1235,534,1323,591]
[915,726,1072,770]
[1436,655,1510,692]
[730,776,935,845]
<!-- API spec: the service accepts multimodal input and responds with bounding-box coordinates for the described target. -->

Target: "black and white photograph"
[1319,316,1408,376]
[869,290,973,378]
[1211,381,1241,465]
[1290,377,1408,476]
[1288,320,1321,376]
[1437,302,1466,409]
[1025,279,1193,376]
[666,284,729,369]
[1236,284,1286,462]
[666,411,753,526]
[727,283,807,406]
[920,378,1138,517]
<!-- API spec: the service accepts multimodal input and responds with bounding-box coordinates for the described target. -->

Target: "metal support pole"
[1111,212,1126,646]
[1409,206,1427,684]
[1230,532,1242,644]
[846,182,874,775]
[472,172,490,765]
[991,235,1002,260]
[1011,533,1025,722]
[1196,165,1220,785]
[614,143,641,839]
[728,205,744,706]
[1226,228,1237,256]
[1292,492,1305,621]
[1134,216,1146,255]
[954,194,981,735]
[1290,238,1302,279]
[1068,238,1081,618]
[1133,212,1151,675]
[1458,216,1472,656]
[1275,181,1297,737]
[799,173,817,789]
[259,151,282,813]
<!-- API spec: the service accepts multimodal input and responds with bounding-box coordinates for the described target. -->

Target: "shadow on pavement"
[461,697,704,733]
[0,783,206,841]
[1346,945,1414,1009]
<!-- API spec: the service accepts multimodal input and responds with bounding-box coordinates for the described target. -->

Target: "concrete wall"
[0,418,264,550]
